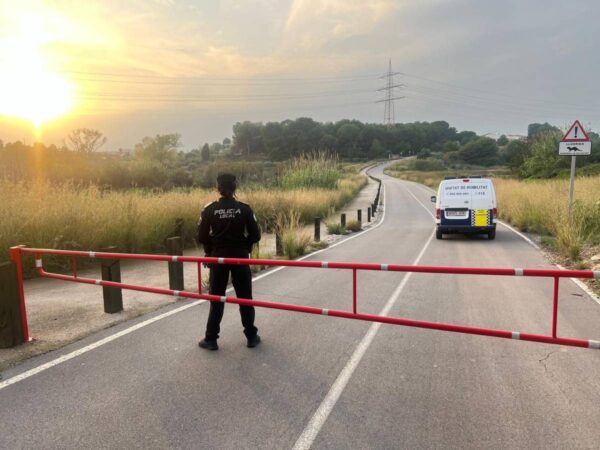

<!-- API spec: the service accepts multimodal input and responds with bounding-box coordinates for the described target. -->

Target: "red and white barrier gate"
[9,246,600,350]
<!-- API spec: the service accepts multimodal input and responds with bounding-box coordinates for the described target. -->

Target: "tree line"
[230,118,477,160]
[2,118,598,190]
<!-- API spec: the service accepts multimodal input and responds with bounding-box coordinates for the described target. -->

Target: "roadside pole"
[568,156,576,216]
[558,120,591,218]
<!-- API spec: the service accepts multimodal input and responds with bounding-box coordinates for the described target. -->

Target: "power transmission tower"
[376,59,404,126]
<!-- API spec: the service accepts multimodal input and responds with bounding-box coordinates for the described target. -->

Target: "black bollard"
[101,247,123,314]
[0,262,26,347]
[314,217,321,242]
[167,236,184,291]
[341,213,346,227]
[276,232,284,256]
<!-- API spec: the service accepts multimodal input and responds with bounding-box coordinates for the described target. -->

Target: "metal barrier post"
[352,269,357,314]
[197,262,203,294]
[314,217,321,242]
[552,277,559,338]
[166,237,184,291]
[8,246,28,342]
[367,207,371,222]
[101,247,123,313]
[357,209,362,223]
[341,213,346,228]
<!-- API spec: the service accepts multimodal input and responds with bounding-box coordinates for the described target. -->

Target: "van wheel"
[488,229,496,240]
[436,229,443,240]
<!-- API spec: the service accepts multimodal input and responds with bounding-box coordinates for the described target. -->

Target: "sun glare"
[0,67,74,128]
[0,7,76,130]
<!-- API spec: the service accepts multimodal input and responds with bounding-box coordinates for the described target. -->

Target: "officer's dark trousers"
[205,263,258,341]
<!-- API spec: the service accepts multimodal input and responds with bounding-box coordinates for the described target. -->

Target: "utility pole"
[376,59,404,127]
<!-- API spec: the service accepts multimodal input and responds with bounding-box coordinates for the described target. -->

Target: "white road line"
[292,231,435,450]
[0,301,202,391]
[0,172,388,390]
[556,264,600,307]
[497,220,539,250]
[402,185,435,220]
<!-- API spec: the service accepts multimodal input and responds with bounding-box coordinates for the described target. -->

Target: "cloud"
[285,0,397,44]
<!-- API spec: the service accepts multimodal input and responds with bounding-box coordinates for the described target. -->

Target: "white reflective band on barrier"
[218,258,225,264]
[589,340,600,350]
[381,264,389,271]
[322,309,329,316]
[173,291,180,297]
[89,252,96,258]
[95,280,101,285]
[594,271,600,279]
[171,256,178,262]
[321,262,328,268]
[511,332,520,340]
[35,259,42,268]
[514,268,524,276]
[220,296,227,303]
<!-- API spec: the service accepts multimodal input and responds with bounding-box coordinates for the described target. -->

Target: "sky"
[1,0,600,151]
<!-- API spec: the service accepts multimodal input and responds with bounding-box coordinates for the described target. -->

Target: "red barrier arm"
[14,247,600,351]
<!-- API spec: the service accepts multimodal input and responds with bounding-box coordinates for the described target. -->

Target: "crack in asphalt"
[538,350,559,372]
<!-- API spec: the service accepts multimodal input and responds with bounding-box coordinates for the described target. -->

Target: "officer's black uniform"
[197,193,261,344]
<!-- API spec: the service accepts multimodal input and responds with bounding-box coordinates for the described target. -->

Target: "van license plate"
[446,211,465,217]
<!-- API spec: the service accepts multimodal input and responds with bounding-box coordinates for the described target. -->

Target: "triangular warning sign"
[562,120,590,142]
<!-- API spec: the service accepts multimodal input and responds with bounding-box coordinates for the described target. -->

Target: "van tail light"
[493,208,497,219]
[436,208,441,219]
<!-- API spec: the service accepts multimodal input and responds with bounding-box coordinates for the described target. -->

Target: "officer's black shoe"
[247,335,261,348]
[199,339,218,351]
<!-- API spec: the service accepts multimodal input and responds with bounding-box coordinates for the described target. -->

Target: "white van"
[430,177,497,240]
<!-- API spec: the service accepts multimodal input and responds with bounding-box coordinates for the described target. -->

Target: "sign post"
[558,120,591,216]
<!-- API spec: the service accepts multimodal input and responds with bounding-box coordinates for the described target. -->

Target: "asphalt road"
[1,163,599,449]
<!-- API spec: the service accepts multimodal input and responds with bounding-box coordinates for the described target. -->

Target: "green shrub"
[326,222,347,235]
[281,228,312,259]
[278,152,341,189]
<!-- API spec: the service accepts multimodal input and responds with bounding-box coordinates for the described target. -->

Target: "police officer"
[197,173,261,351]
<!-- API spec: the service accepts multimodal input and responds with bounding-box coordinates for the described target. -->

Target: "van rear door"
[468,180,493,226]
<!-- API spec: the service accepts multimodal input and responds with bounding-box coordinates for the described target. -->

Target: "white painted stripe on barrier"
[89,251,96,258]
[589,340,600,350]
[514,268,524,276]
[594,271,600,280]
[381,264,388,271]
[220,296,227,303]
[35,259,42,268]
[173,291,180,297]
[171,256,178,262]
[322,309,329,316]
[218,257,225,264]
[511,332,520,340]
[94,280,101,285]
[321,262,328,268]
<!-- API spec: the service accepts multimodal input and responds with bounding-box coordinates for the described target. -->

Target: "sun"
[0,67,74,129]
[0,8,76,130]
